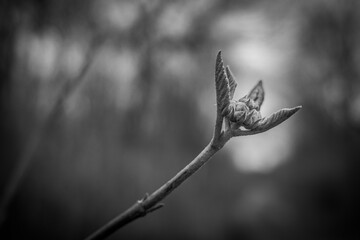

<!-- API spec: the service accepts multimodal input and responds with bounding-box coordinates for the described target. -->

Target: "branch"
[84,51,301,240]
[85,52,231,240]
[85,141,220,240]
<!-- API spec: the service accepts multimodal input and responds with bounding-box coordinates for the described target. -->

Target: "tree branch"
[84,51,301,240]
[85,140,223,240]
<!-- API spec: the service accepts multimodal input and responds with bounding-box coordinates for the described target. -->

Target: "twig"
[85,140,221,240]
[84,51,301,240]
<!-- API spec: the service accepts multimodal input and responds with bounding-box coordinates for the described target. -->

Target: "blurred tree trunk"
[0,0,18,224]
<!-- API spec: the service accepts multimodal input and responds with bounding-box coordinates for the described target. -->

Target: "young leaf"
[225,66,237,100]
[215,51,231,116]
[253,106,302,131]
[247,80,264,110]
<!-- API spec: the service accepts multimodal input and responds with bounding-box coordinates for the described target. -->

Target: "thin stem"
[213,114,223,142]
[85,137,226,240]
[83,51,301,240]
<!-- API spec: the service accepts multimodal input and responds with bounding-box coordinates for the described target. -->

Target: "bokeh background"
[1,0,360,239]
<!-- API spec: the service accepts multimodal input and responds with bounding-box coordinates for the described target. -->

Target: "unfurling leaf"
[252,106,302,131]
[226,66,237,100]
[215,51,231,116]
[247,80,264,110]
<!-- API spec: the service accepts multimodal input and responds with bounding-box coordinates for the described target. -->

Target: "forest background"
[0,0,359,239]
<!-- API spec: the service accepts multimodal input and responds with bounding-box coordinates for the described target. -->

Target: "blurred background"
[1,0,360,239]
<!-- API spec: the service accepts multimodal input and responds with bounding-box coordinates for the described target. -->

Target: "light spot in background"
[16,30,92,119]
[161,51,195,76]
[212,10,270,39]
[229,123,295,172]
[159,50,196,93]
[213,8,298,88]
[21,31,61,81]
[96,47,139,110]
[15,31,63,118]
[60,40,85,79]
[156,0,212,39]
[94,0,140,31]
[232,41,282,77]
[156,3,191,39]
[17,29,88,82]
[225,11,298,81]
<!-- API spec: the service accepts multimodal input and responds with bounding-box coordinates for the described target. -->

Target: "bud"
[213,51,301,136]
[226,96,263,130]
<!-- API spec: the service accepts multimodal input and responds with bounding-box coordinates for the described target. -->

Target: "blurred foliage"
[0,0,360,239]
